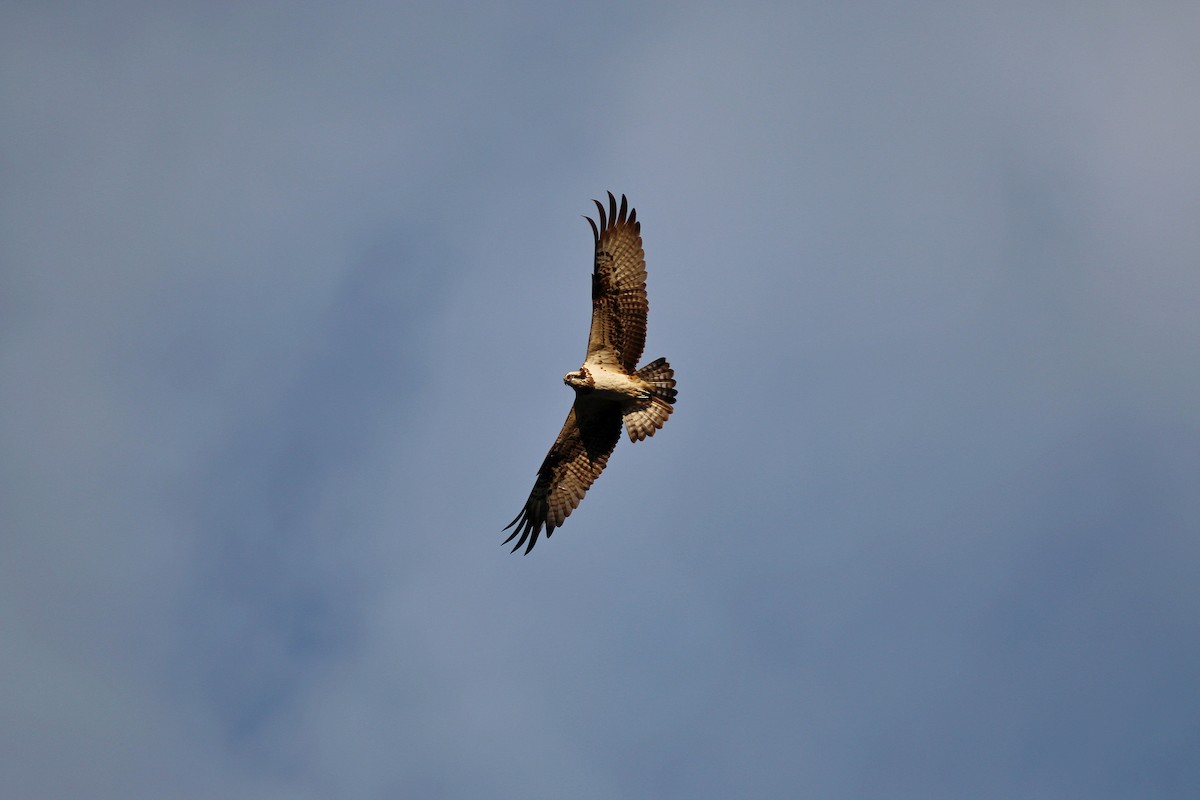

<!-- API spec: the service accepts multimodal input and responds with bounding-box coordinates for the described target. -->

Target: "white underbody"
[567,362,648,405]
[592,364,645,396]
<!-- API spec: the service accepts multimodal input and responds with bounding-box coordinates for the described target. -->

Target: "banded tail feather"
[623,357,676,442]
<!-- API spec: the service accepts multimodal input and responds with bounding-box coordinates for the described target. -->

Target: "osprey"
[503,192,676,554]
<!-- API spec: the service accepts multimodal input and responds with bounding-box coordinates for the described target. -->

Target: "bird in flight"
[503,192,676,554]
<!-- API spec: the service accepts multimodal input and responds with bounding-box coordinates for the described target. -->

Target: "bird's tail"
[624,357,676,442]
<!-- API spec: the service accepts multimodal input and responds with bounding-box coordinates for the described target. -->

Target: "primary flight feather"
[503,192,676,554]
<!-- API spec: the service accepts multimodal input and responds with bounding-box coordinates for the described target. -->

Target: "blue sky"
[3,2,1198,797]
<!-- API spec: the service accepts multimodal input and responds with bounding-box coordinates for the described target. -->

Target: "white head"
[563,367,594,390]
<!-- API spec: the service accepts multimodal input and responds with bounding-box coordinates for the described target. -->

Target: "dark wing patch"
[502,400,623,554]
[584,192,648,373]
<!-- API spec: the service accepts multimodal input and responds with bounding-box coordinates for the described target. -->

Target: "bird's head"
[563,367,594,391]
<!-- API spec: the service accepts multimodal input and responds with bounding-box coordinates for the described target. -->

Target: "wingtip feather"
[591,192,639,234]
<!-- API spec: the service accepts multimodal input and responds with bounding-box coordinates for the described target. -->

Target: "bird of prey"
[503,192,676,554]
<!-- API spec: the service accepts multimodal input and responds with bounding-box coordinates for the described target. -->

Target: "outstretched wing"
[585,192,648,373]
[503,400,622,554]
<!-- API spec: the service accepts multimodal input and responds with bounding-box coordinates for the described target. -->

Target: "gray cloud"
[3,2,1197,797]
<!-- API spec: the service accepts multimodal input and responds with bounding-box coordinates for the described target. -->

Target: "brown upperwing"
[502,400,623,554]
[584,192,648,373]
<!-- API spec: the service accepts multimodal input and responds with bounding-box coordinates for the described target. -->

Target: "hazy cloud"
[3,3,1197,797]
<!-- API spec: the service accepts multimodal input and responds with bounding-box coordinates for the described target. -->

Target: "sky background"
[3,2,1199,797]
